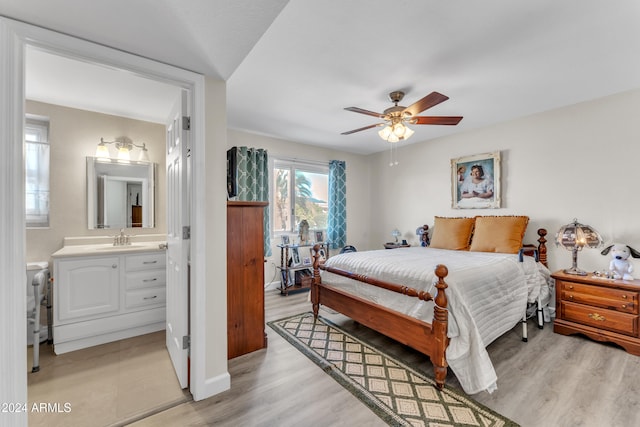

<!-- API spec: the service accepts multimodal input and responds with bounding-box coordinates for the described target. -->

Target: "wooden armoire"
[227,201,268,359]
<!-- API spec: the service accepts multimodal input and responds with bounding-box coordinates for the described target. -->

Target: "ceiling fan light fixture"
[403,126,414,139]
[378,125,392,140]
[392,122,406,137]
[343,90,462,143]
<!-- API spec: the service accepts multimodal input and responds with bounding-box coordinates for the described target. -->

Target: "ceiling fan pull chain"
[389,142,399,167]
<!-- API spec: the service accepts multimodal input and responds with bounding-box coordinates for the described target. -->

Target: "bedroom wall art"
[451,151,501,209]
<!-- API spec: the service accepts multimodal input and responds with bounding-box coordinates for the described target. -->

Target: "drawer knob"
[143,295,158,300]
[568,285,574,290]
[588,313,606,322]
[112,264,117,269]
[622,295,628,299]
[622,304,627,309]
[569,295,573,299]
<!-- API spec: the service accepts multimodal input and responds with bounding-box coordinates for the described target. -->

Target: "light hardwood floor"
[132,289,640,427]
[30,289,640,426]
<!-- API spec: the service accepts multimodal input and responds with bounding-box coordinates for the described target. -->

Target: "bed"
[310,215,550,394]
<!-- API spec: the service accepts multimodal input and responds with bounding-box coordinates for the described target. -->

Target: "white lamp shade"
[403,126,414,139]
[95,144,110,158]
[138,148,150,162]
[117,146,131,161]
[378,126,392,140]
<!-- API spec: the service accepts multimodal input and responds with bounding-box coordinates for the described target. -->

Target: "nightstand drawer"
[558,280,638,314]
[561,301,638,336]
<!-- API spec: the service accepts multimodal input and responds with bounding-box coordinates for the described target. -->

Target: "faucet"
[113,229,130,246]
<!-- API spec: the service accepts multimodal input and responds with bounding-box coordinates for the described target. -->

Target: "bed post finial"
[537,228,548,267]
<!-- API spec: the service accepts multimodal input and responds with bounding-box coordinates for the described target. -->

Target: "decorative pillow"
[429,216,475,250]
[469,215,529,254]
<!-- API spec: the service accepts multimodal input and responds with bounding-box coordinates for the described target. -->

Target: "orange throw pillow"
[469,215,529,254]
[429,216,475,250]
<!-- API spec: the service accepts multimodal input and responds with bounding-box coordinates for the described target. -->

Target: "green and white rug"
[268,312,518,427]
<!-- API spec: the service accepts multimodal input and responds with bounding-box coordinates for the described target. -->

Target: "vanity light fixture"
[96,137,150,162]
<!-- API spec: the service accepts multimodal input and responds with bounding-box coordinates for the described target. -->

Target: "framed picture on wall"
[315,230,324,243]
[451,151,501,209]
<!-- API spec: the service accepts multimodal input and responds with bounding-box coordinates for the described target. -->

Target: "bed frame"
[311,228,548,390]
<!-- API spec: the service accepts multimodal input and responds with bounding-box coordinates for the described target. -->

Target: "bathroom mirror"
[87,157,156,229]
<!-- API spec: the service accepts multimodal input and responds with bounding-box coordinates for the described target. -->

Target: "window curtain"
[235,147,272,256]
[327,160,346,249]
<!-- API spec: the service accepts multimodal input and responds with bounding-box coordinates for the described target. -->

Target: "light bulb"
[392,123,406,137]
[117,146,130,161]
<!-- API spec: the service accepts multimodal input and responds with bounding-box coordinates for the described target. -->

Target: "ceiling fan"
[341,90,463,142]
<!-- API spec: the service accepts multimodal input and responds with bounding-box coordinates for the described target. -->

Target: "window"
[25,116,50,228]
[272,159,328,236]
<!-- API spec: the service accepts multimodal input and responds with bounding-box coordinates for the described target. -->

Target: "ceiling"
[3,1,640,155]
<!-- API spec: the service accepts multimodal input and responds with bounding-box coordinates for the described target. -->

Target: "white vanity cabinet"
[53,249,166,354]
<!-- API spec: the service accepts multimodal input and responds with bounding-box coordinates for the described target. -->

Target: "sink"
[94,244,145,250]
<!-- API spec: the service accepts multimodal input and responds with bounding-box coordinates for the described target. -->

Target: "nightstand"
[552,270,640,355]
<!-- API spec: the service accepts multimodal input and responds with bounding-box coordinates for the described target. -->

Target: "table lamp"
[555,218,603,275]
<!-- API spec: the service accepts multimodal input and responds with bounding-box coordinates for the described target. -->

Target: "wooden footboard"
[309,228,548,391]
[311,247,450,389]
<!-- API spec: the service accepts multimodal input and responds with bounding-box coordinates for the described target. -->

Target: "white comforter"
[320,247,551,394]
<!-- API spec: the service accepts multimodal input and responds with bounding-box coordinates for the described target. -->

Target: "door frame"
[0,17,218,420]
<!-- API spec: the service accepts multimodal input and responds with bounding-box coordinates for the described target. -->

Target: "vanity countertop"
[52,241,167,258]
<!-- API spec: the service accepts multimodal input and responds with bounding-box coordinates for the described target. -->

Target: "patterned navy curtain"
[327,160,346,249]
[235,147,271,256]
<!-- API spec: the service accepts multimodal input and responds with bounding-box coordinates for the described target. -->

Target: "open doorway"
[1,19,222,420]
[24,45,191,421]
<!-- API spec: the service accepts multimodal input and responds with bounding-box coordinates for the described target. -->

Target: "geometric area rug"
[268,312,519,427]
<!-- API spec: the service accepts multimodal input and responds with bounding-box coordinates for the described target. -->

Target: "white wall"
[204,77,230,383]
[227,129,372,285]
[370,89,640,274]
[25,101,166,264]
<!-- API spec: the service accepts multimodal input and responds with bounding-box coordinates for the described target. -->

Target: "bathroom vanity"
[51,239,166,354]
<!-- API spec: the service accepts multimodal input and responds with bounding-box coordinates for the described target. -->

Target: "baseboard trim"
[194,372,231,401]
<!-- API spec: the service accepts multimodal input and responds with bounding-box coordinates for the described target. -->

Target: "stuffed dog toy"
[601,244,640,280]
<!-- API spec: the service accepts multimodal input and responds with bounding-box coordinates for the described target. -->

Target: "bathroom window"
[25,116,50,228]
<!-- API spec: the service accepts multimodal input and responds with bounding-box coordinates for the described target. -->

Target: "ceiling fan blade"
[404,92,449,116]
[344,107,386,118]
[341,123,384,135]
[412,116,463,125]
